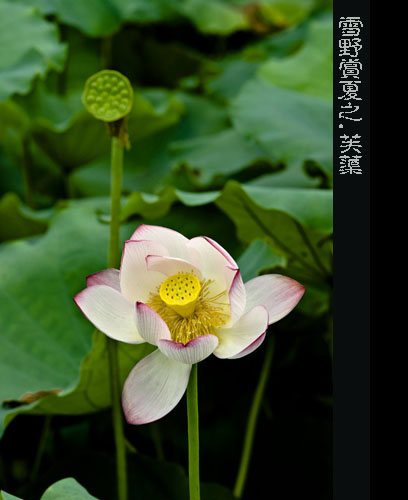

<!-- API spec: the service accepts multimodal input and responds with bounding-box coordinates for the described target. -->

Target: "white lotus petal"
[86,268,120,292]
[228,332,266,359]
[146,255,203,280]
[74,285,143,344]
[130,224,190,260]
[214,305,268,359]
[135,302,171,345]
[158,335,218,364]
[187,236,235,294]
[245,275,305,324]
[227,268,246,325]
[122,349,191,425]
[120,240,168,303]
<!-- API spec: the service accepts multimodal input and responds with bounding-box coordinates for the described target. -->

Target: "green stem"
[150,422,165,461]
[187,364,200,500]
[107,134,127,500]
[108,136,123,269]
[233,337,275,499]
[30,416,52,483]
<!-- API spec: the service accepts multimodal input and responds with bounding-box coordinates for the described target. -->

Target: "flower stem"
[187,363,200,500]
[30,415,52,483]
[233,337,275,498]
[108,136,123,269]
[107,133,127,500]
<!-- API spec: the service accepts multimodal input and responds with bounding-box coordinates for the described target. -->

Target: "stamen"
[148,276,230,344]
[159,272,201,318]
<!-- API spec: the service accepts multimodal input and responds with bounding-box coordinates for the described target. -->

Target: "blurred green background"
[0,1,333,499]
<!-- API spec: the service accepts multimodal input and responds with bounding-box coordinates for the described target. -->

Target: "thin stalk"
[107,134,127,500]
[150,422,165,461]
[233,337,275,498]
[187,364,200,500]
[30,416,52,483]
[108,136,123,268]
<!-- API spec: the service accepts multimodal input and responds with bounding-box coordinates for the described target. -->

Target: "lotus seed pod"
[82,70,133,122]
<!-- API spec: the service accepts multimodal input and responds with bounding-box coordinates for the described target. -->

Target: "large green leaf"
[0,101,29,161]
[229,17,333,180]
[121,188,219,220]
[170,129,270,187]
[1,478,98,500]
[0,200,151,434]
[0,193,48,242]
[0,1,67,102]
[215,181,332,283]
[0,492,21,500]
[31,112,109,169]
[15,84,84,133]
[174,0,248,34]
[258,0,318,28]
[259,17,333,98]
[127,89,185,142]
[231,78,333,179]
[247,168,321,189]
[204,21,309,100]
[48,0,122,37]
[237,239,287,282]
[41,478,98,500]
[5,327,154,426]
[18,0,248,36]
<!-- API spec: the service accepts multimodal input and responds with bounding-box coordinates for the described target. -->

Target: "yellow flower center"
[159,272,201,318]
[148,272,229,344]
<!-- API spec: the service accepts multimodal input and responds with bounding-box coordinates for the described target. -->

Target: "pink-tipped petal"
[187,237,235,294]
[87,268,120,292]
[244,275,305,325]
[74,285,143,344]
[228,332,266,359]
[157,335,219,364]
[135,302,171,346]
[202,236,238,267]
[214,305,268,359]
[146,255,203,280]
[130,224,190,260]
[122,349,191,425]
[228,268,246,325]
[120,240,168,303]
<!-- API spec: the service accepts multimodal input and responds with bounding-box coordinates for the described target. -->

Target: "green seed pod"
[82,70,133,122]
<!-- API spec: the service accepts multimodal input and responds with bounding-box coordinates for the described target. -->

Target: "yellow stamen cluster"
[148,272,229,344]
[159,273,201,318]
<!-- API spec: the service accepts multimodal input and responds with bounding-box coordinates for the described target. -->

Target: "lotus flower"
[74,225,305,424]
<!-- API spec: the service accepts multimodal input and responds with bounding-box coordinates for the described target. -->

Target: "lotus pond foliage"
[0,0,333,499]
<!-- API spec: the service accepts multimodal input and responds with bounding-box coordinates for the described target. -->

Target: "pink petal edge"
[227,267,246,325]
[157,334,219,364]
[228,332,267,359]
[135,301,171,345]
[244,274,305,325]
[86,268,120,292]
